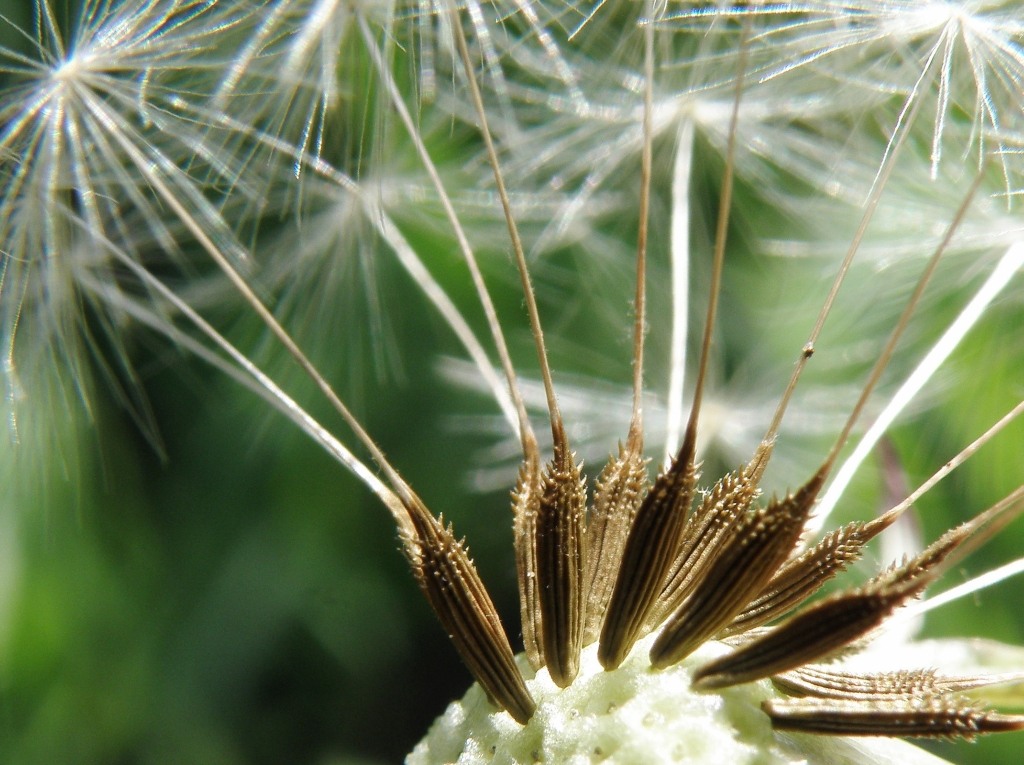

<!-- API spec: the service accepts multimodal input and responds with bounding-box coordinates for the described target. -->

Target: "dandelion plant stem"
[101,107,418,511]
[813,243,1024,531]
[759,64,933,452]
[683,25,747,456]
[813,167,986,483]
[874,398,1024,533]
[447,2,565,447]
[358,12,539,462]
[628,2,655,448]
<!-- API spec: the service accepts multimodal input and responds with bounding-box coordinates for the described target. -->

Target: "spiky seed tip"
[511,460,544,670]
[689,516,970,692]
[403,501,536,724]
[535,440,587,687]
[650,466,760,629]
[583,442,648,644]
[721,514,896,637]
[691,578,927,692]
[650,469,824,669]
[598,446,698,670]
[764,697,1024,739]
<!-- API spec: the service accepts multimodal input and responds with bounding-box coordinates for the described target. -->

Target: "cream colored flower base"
[409,633,949,765]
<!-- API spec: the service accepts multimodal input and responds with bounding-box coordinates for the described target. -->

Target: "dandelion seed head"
[0,1,276,444]
[411,632,954,765]
[881,1,963,39]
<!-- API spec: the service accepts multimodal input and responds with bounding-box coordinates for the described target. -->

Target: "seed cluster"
[392,7,1024,747]
[403,412,1024,739]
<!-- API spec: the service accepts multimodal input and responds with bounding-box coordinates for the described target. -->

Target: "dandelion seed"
[662,2,1024,189]
[0,0,266,443]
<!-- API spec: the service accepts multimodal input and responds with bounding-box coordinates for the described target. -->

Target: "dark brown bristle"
[650,467,760,629]
[583,443,649,644]
[720,514,895,637]
[764,697,1024,739]
[535,438,587,687]
[403,500,536,723]
[512,460,544,671]
[597,442,698,670]
[650,468,824,669]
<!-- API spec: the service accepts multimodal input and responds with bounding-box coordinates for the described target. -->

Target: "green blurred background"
[2,3,1024,764]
